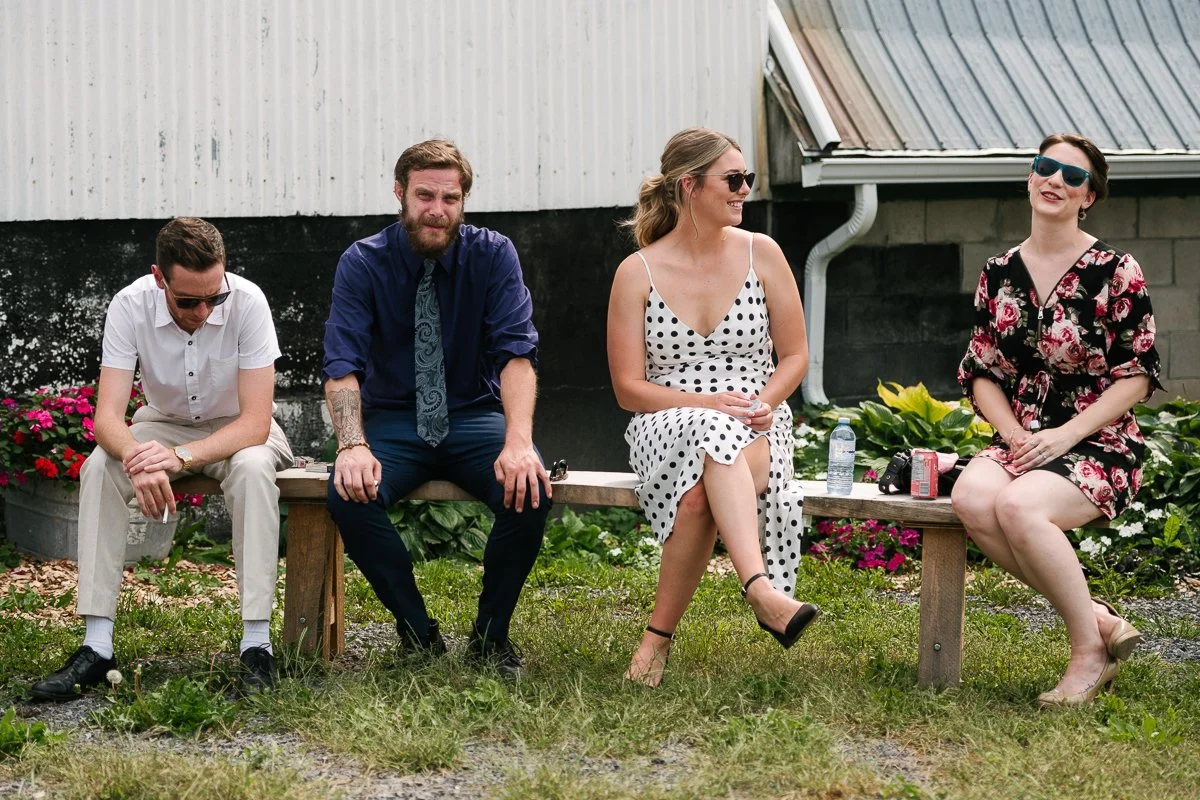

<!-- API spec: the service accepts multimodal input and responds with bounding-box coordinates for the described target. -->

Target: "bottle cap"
[838,417,850,424]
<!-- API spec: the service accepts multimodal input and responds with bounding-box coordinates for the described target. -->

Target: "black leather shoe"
[467,627,524,679]
[31,646,116,702]
[397,618,447,657]
[239,645,277,693]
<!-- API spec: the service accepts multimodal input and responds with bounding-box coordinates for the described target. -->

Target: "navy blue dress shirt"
[322,222,539,412]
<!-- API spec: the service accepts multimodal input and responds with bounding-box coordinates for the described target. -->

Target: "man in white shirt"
[31,217,293,701]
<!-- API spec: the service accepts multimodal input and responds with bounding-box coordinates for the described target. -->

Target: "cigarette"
[161,506,169,523]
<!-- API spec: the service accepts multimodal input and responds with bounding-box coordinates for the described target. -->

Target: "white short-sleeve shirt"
[101,272,281,422]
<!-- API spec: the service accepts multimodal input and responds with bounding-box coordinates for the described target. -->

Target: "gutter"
[801,154,1200,187]
[767,0,839,152]
[802,183,878,405]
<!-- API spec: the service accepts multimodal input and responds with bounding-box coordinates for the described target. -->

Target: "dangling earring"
[1078,208,1088,221]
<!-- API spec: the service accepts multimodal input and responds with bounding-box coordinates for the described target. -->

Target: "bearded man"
[321,139,550,677]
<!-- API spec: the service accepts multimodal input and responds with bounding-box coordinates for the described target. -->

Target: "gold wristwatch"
[173,446,194,471]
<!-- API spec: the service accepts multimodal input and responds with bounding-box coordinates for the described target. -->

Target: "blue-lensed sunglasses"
[1031,155,1090,188]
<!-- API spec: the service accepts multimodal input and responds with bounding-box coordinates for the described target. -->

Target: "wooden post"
[283,502,344,658]
[917,525,967,688]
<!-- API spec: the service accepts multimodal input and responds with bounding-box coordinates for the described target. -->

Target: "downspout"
[802,183,878,405]
[766,0,839,151]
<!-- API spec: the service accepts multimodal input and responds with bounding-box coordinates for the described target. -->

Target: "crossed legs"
[951,458,1118,697]
[627,437,809,685]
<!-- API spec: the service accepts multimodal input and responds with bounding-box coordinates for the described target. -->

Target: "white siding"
[1,0,766,220]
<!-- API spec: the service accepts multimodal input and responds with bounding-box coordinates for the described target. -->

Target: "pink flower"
[13,471,27,487]
[75,399,93,415]
[1132,315,1156,355]
[1,398,15,409]
[994,290,1023,335]
[1058,272,1080,297]
[1110,296,1133,322]
[82,417,96,441]
[886,553,907,572]
[863,468,878,482]
[0,471,8,487]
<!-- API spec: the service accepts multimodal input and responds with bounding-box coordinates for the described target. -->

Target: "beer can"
[910,448,938,499]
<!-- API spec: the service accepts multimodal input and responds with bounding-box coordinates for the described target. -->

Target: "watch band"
[173,446,194,471]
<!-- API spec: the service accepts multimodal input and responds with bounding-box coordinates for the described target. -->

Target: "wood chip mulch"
[0,557,244,624]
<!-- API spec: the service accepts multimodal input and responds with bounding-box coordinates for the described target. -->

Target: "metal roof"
[773,0,1200,156]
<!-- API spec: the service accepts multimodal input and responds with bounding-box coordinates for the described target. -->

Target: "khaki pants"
[75,406,293,620]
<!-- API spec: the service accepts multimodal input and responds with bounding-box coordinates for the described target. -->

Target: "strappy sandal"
[624,624,675,687]
[1093,596,1144,661]
[741,572,821,649]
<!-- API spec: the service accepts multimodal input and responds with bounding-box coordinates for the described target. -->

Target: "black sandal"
[625,625,675,687]
[742,572,821,650]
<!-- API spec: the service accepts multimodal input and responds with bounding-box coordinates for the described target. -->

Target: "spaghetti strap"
[635,251,656,291]
[748,232,755,270]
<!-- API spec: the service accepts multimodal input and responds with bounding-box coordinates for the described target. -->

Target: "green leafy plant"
[92,673,235,737]
[0,706,62,757]
[388,500,492,562]
[1096,695,1185,745]
[540,507,660,569]
[846,381,994,471]
[793,381,993,479]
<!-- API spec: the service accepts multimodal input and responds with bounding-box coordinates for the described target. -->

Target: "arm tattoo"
[328,389,364,444]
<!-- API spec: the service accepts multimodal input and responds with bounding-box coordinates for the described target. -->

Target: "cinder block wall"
[852,195,1200,403]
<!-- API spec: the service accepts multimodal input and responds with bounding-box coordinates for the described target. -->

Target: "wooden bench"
[177,469,978,688]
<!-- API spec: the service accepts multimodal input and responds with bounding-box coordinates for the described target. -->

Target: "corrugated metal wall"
[1,0,766,220]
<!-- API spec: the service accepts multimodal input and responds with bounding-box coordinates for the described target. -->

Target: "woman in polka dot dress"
[607,127,819,687]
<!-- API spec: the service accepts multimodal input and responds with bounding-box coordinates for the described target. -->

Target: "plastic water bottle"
[826,417,855,496]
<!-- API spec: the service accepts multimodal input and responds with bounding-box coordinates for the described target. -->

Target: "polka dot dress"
[625,238,806,595]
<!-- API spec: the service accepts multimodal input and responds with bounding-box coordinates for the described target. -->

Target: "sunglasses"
[1031,155,1090,188]
[166,274,231,309]
[549,459,569,483]
[697,171,755,192]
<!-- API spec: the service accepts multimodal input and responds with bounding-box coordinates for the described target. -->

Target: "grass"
[2,557,1199,799]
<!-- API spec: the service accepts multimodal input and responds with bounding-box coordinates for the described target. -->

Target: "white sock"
[240,620,272,655]
[82,616,115,660]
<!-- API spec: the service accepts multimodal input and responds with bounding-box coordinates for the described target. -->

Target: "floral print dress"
[957,240,1162,519]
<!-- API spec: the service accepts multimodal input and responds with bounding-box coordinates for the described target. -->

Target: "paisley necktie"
[414,258,449,446]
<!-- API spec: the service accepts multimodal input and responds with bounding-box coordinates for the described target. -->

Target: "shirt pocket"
[207,354,241,396]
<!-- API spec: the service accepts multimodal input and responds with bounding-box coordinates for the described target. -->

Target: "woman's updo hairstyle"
[625,127,741,248]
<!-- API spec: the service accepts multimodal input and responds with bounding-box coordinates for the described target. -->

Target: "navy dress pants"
[327,407,550,644]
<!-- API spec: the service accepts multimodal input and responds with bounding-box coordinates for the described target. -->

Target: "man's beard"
[401,205,464,258]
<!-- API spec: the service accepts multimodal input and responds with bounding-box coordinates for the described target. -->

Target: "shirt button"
[188,340,193,345]
[191,395,197,400]
[188,372,194,376]
[194,416,200,420]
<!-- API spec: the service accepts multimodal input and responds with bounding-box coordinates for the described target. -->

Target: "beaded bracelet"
[335,440,371,455]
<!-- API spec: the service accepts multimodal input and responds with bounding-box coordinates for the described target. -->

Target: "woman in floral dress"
[953,133,1161,708]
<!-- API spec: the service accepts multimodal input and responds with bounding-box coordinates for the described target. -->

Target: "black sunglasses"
[697,171,755,192]
[1031,155,1090,188]
[549,459,568,482]
[166,274,231,310]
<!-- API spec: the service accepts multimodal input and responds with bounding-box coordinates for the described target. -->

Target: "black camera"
[878,451,912,494]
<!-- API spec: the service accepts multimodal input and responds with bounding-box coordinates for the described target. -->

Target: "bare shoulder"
[612,251,652,294]
[748,232,793,282]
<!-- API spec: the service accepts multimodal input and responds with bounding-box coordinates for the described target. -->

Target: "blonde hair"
[624,127,741,248]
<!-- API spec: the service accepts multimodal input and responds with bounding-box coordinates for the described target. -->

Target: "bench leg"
[917,525,966,689]
[283,502,345,658]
